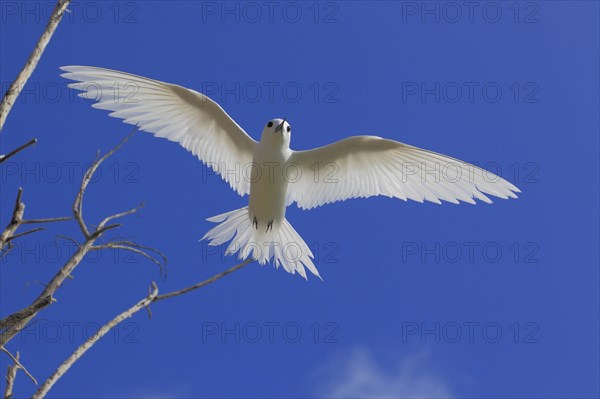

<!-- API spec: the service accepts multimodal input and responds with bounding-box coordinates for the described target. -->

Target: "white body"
[248,124,292,233]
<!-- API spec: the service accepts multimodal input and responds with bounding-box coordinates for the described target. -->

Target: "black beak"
[275,118,286,133]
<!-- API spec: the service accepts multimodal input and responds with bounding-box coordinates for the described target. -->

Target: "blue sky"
[1,1,598,398]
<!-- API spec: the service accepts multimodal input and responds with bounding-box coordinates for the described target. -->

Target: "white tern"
[61,66,520,280]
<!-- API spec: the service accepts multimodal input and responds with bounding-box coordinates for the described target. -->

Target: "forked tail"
[201,207,321,280]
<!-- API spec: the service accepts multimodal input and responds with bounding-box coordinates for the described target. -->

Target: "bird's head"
[261,118,291,147]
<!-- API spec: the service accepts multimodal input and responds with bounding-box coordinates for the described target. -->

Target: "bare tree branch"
[0,229,115,348]
[155,258,254,302]
[22,217,72,225]
[0,131,150,348]
[0,188,71,257]
[110,241,167,267]
[0,138,37,164]
[92,241,167,277]
[0,347,36,385]
[73,127,137,238]
[0,0,73,131]
[0,2,156,394]
[3,351,20,399]
[0,189,25,252]
[55,235,79,246]
[97,204,144,230]
[0,296,54,332]
[32,283,160,398]
[34,258,254,397]
[8,228,44,242]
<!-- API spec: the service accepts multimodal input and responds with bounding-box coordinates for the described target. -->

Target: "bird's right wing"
[61,66,257,196]
[287,135,520,209]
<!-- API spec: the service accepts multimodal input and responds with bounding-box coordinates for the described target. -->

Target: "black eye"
[267,121,273,127]
[286,126,291,133]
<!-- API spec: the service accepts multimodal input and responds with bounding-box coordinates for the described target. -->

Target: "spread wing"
[287,135,520,210]
[61,66,257,196]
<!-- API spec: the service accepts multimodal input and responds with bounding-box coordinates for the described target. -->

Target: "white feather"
[61,65,257,196]
[287,136,520,209]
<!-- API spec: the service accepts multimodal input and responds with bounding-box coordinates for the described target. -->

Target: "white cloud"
[317,348,453,399]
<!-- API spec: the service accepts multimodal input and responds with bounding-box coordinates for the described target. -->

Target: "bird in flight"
[61,66,520,280]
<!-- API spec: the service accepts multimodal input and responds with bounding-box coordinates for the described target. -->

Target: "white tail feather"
[202,207,321,280]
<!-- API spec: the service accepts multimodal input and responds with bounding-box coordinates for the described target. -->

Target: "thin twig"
[92,241,167,277]
[0,188,69,255]
[55,235,79,246]
[0,138,36,164]
[110,241,167,266]
[3,351,20,399]
[155,259,253,302]
[97,204,144,230]
[72,151,98,238]
[0,0,73,131]
[73,127,137,238]
[22,217,72,224]
[0,189,25,252]
[8,228,44,242]
[0,347,37,385]
[32,283,159,398]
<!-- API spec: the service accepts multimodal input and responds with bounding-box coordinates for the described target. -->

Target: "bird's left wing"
[287,135,520,209]
[61,66,257,196]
